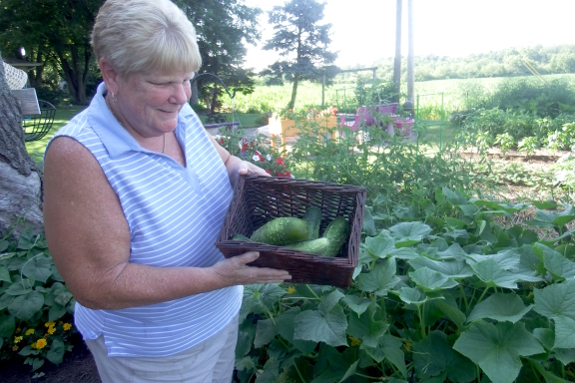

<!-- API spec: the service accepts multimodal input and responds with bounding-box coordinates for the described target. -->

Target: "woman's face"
[115,70,194,138]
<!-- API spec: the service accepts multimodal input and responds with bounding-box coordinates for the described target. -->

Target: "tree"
[0,0,104,104]
[0,51,44,239]
[261,0,337,110]
[175,0,262,108]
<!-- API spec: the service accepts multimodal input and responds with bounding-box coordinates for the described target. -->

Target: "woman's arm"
[43,137,289,310]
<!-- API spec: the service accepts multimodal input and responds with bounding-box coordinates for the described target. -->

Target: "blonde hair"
[91,0,201,77]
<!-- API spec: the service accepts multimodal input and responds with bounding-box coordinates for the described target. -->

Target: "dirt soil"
[0,334,101,383]
[457,147,573,201]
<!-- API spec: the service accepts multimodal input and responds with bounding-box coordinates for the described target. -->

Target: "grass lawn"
[197,112,268,129]
[24,106,268,167]
[25,106,87,166]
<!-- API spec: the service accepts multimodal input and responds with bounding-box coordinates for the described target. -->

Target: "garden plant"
[220,122,575,383]
[2,75,575,382]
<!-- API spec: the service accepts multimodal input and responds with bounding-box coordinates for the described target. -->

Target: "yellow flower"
[45,321,56,328]
[35,339,47,349]
[25,329,35,336]
[287,286,296,294]
[14,336,23,344]
[12,345,18,351]
[349,336,361,347]
[31,342,36,348]
[63,323,72,331]
[47,327,56,335]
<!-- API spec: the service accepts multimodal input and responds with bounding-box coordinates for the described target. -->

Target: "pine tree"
[262,0,337,110]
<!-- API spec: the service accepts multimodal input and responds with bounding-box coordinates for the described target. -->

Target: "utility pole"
[393,0,402,103]
[407,0,415,103]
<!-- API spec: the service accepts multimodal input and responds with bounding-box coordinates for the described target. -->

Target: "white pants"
[85,316,239,383]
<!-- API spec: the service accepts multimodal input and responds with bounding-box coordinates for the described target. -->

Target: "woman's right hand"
[211,251,291,286]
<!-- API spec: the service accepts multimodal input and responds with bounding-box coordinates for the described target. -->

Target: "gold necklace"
[105,95,166,154]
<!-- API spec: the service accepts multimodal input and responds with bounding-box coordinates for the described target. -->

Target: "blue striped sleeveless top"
[49,83,242,357]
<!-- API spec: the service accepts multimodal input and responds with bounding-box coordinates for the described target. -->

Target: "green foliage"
[175,0,262,106]
[373,45,575,82]
[261,0,337,109]
[0,229,76,372]
[216,128,292,177]
[353,77,399,107]
[0,0,104,104]
[284,116,480,215]
[236,189,575,383]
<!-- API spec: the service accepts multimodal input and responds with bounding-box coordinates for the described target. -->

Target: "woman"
[42,0,291,382]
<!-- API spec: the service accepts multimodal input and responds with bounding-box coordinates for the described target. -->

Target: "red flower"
[265,169,271,175]
[276,170,291,177]
[275,157,285,166]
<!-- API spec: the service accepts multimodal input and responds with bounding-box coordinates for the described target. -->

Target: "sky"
[243,0,575,71]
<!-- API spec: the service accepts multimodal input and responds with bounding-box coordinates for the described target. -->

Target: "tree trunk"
[289,77,299,110]
[0,52,44,240]
[57,45,90,104]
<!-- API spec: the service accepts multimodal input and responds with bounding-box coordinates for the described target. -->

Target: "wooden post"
[407,0,415,103]
[393,0,402,103]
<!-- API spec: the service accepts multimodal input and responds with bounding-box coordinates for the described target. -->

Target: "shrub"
[0,229,76,375]
[216,128,293,178]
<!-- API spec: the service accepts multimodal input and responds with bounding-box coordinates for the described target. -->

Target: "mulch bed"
[0,334,101,383]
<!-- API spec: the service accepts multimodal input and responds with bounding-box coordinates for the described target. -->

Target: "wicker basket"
[215,174,367,288]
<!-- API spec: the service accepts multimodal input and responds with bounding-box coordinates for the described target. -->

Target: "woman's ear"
[99,58,119,95]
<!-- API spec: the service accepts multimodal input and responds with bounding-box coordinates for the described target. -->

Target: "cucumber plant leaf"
[346,304,389,348]
[527,204,575,229]
[555,348,575,366]
[0,266,10,283]
[394,287,430,305]
[437,300,467,330]
[532,243,575,281]
[363,236,395,259]
[432,243,467,261]
[413,331,476,383]
[294,306,348,347]
[534,279,575,349]
[408,256,474,279]
[533,328,555,350]
[388,222,432,241]
[274,307,316,353]
[241,283,286,318]
[453,321,544,383]
[467,293,533,323]
[469,259,519,289]
[341,294,372,316]
[362,334,407,378]
[357,257,400,296]
[408,267,459,292]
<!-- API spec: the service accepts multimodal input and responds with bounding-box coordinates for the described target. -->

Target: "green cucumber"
[231,234,252,241]
[302,206,322,240]
[322,217,350,257]
[250,217,309,245]
[285,237,329,255]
